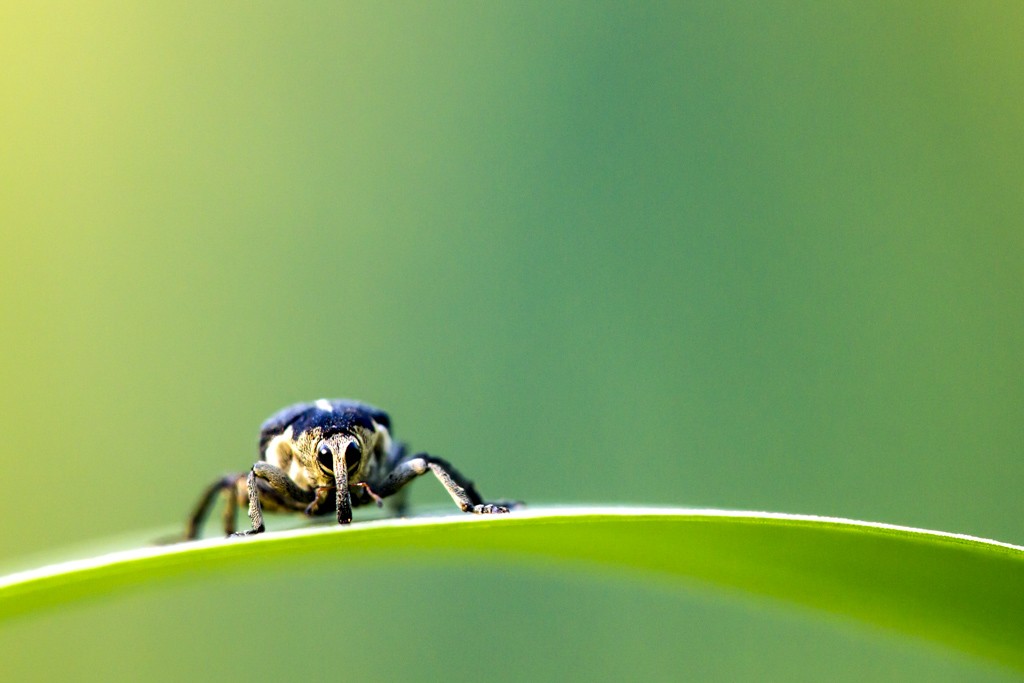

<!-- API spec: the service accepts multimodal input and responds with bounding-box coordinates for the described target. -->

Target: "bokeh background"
[2,1,1022,681]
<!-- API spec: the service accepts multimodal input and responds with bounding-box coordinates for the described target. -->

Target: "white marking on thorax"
[315,399,333,412]
[289,457,312,490]
[263,426,295,470]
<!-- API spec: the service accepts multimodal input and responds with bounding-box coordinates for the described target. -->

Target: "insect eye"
[317,443,333,471]
[344,441,362,472]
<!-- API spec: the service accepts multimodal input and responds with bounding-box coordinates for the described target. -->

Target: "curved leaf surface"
[1,507,1022,668]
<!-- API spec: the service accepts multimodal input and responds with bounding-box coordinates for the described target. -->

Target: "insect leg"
[221,475,247,536]
[239,469,265,536]
[375,454,510,514]
[383,442,411,516]
[234,462,316,537]
[186,473,245,540]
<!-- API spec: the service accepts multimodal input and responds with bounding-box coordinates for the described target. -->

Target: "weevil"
[185,399,513,538]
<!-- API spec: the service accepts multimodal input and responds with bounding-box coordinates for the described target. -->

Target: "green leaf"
[2,507,1022,669]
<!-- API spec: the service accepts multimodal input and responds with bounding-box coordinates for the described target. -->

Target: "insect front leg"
[234,462,316,537]
[375,454,510,514]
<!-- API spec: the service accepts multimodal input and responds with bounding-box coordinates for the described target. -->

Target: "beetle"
[185,399,513,539]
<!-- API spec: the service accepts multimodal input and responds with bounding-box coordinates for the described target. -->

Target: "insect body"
[186,399,512,539]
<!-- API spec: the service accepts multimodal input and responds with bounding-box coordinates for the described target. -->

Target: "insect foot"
[472,503,510,514]
[230,527,264,538]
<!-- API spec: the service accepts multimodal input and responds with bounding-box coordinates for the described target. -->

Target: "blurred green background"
[1,1,1022,680]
